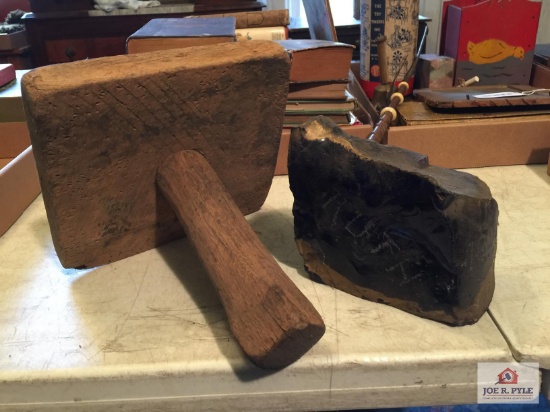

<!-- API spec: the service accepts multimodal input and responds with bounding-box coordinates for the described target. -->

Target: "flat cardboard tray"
[275,118,550,175]
[0,30,28,51]
[0,144,41,237]
[0,69,41,237]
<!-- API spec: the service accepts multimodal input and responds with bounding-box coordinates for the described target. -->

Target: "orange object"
[467,39,524,65]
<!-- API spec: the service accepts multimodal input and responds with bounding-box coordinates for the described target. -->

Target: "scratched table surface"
[3,166,549,411]
[464,165,550,370]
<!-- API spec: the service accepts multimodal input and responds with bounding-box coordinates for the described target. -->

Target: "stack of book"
[186,7,290,41]
[127,17,236,54]
[204,9,289,41]
[275,39,357,127]
[126,10,290,54]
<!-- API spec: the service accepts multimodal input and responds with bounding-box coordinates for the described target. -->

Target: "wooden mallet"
[21,41,325,369]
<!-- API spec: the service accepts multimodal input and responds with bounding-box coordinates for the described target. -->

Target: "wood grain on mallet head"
[22,41,290,268]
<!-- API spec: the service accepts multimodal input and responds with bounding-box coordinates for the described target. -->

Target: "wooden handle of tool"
[375,35,389,84]
[157,150,325,369]
[369,81,409,143]
[370,25,429,144]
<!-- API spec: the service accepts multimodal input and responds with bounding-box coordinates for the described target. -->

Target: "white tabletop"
[0,168,538,411]
[464,165,550,370]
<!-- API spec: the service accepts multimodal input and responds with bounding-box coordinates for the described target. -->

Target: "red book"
[0,64,16,88]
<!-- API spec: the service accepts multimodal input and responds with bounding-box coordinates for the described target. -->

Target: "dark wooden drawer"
[22,2,264,67]
[29,0,93,13]
[44,36,127,63]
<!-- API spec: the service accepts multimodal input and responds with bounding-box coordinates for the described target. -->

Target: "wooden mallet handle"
[157,150,325,369]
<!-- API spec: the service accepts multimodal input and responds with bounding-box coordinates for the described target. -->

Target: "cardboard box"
[275,119,550,175]
[0,69,40,237]
[0,69,28,122]
[0,30,28,51]
[0,145,41,237]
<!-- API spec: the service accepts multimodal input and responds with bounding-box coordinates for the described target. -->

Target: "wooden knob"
[65,47,76,61]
